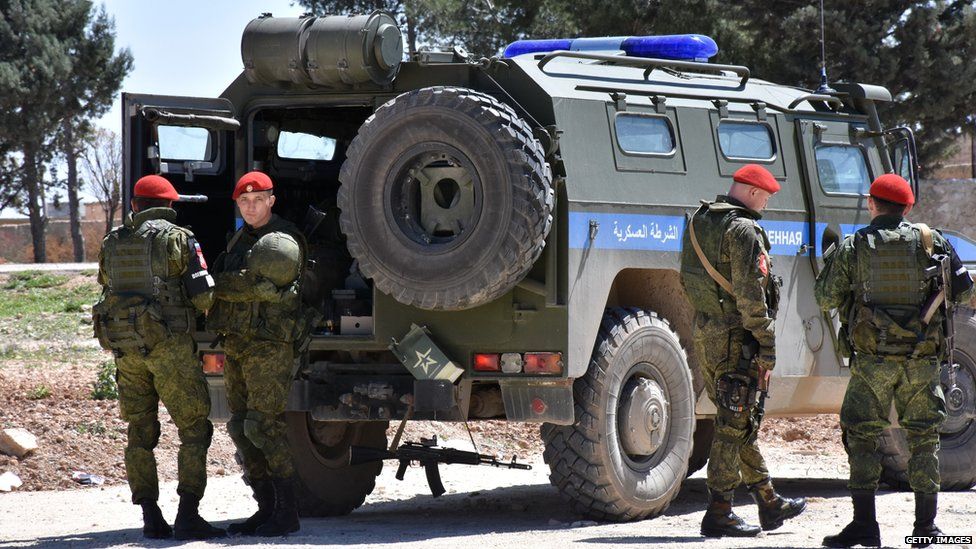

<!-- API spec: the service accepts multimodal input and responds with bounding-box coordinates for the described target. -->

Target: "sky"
[96,0,306,135]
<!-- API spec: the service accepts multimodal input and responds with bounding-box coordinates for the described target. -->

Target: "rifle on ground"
[349,436,532,497]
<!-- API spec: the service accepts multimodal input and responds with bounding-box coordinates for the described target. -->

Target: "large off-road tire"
[338,86,553,311]
[541,308,696,521]
[286,414,389,517]
[879,310,976,491]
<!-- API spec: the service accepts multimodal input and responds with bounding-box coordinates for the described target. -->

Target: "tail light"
[524,352,563,375]
[473,353,501,372]
[201,352,225,375]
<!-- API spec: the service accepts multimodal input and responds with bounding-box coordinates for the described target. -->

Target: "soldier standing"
[816,174,974,549]
[208,171,307,537]
[93,175,224,540]
[680,164,807,537]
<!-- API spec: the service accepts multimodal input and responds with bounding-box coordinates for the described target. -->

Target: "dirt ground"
[1,271,973,547]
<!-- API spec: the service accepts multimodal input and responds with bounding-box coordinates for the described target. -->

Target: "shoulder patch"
[758,252,769,276]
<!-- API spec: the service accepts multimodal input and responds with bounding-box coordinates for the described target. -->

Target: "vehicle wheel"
[880,310,976,491]
[285,413,389,517]
[687,419,714,477]
[541,307,695,521]
[338,86,553,311]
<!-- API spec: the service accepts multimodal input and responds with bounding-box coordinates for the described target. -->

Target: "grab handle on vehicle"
[536,51,750,87]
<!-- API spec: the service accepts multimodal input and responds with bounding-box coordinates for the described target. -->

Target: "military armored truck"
[121,12,976,521]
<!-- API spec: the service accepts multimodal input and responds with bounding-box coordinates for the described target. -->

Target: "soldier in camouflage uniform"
[816,174,974,549]
[208,171,308,537]
[680,164,806,538]
[93,175,224,540]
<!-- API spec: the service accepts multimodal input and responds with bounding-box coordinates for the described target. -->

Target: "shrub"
[91,360,118,400]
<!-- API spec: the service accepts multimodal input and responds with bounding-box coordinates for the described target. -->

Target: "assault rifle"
[922,253,959,391]
[349,436,532,497]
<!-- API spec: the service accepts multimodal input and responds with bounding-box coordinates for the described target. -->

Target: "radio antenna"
[815,0,836,94]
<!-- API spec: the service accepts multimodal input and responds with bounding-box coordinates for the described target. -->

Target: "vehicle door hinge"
[752,101,767,121]
[610,92,627,112]
[713,99,729,118]
[652,95,667,114]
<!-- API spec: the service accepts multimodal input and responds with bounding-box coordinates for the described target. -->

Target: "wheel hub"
[619,377,669,457]
[941,360,976,436]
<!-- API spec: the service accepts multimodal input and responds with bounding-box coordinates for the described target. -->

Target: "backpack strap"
[688,210,734,296]
[916,222,935,257]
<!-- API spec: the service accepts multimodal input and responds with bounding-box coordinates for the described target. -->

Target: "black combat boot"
[173,493,226,541]
[910,492,943,548]
[228,478,275,535]
[822,489,881,548]
[700,488,761,538]
[138,499,173,539]
[748,479,808,531]
[254,477,300,537]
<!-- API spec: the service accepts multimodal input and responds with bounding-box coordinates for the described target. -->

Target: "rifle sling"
[688,214,735,296]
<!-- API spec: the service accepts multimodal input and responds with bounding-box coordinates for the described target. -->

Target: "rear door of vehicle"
[122,93,239,264]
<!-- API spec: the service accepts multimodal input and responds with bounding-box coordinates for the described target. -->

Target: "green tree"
[0,0,131,262]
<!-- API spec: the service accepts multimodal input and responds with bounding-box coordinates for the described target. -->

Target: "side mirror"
[884,127,920,199]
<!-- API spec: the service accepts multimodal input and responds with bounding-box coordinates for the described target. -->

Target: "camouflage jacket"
[815,214,974,357]
[207,214,306,342]
[97,207,214,314]
[680,195,777,350]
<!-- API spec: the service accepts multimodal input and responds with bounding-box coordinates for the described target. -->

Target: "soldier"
[208,171,308,537]
[680,164,807,537]
[816,174,974,549]
[92,175,224,540]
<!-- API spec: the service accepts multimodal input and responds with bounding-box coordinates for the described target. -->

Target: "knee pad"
[181,419,214,446]
[243,411,268,449]
[128,419,161,450]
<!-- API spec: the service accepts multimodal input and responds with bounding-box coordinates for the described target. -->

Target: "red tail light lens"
[523,352,563,374]
[473,353,501,372]
[201,353,225,375]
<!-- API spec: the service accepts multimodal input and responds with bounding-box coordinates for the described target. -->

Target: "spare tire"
[338,86,553,310]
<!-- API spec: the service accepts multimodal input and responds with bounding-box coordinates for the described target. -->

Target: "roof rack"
[536,50,750,87]
[788,93,843,110]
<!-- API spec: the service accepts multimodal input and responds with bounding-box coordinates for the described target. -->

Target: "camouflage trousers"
[116,333,213,503]
[223,335,296,481]
[694,316,770,493]
[842,354,946,493]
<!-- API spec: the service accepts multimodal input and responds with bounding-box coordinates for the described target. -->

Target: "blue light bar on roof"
[503,34,718,62]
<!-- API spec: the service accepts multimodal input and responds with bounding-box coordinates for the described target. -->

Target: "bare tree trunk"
[23,143,47,263]
[64,123,85,261]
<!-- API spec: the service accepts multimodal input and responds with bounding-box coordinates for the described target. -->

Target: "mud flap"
[390,324,464,412]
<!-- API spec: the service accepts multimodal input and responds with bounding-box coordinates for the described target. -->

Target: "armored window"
[717,122,775,160]
[277,131,337,161]
[815,145,871,195]
[614,114,675,155]
[157,125,213,161]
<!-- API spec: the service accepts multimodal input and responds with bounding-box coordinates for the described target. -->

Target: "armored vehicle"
[121,13,976,520]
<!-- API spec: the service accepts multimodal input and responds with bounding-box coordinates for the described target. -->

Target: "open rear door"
[122,93,239,264]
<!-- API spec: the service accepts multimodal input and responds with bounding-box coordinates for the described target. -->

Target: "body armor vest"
[848,221,940,356]
[681,201,777,317]
[208,216,308,343]
[94,212,192,353]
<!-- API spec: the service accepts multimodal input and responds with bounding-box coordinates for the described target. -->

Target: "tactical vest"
[93,212,192,354]
[680,201,777,317]
[208,216,309,343]
[848,221,941,357]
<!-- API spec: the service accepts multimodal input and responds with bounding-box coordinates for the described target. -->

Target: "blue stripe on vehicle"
[569,212,976,261]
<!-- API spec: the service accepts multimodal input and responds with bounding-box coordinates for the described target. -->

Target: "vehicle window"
[815,145,871,195]
[614,114,675,155]
[718,122,774,160]
[158,125,213,161]
[277,131,337,161]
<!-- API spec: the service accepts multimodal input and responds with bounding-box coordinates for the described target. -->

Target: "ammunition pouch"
[715,372,757,413]
[92,294,169,355]
[849,304,940,357]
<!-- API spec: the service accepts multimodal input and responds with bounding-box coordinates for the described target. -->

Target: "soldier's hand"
[757,365,772,392]
[754,345,775,371]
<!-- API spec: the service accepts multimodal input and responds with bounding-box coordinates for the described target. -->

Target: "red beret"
[133,175,179,201]
[870,174,914,206]
[733,164,780,193]
[233,171,274,200]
